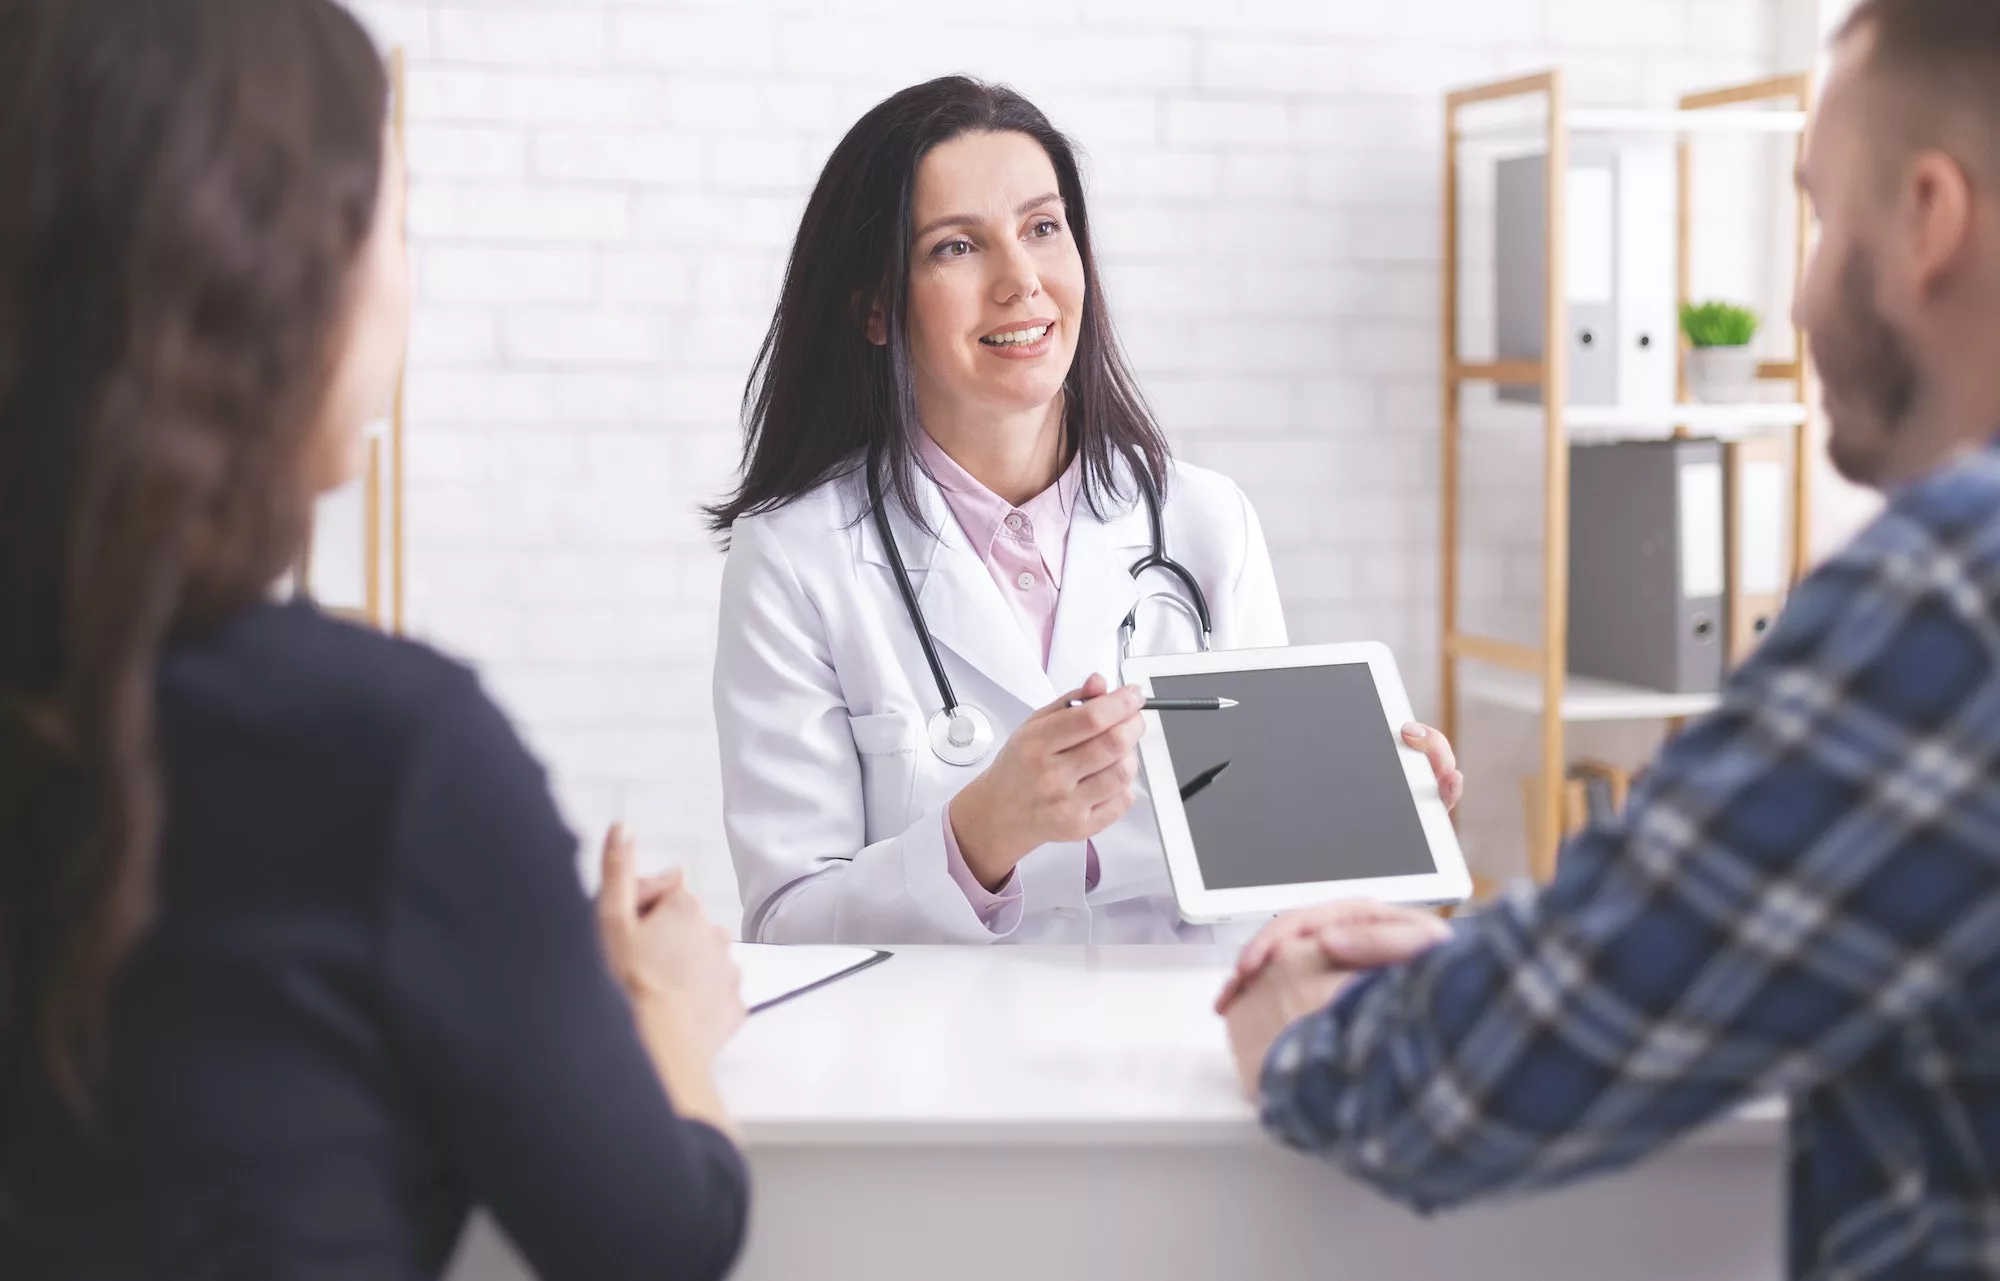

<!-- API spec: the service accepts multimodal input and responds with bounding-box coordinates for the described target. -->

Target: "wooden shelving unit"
[1440,70,1814,883]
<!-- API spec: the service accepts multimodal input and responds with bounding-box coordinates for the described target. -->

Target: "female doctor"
[708,76,1463,945]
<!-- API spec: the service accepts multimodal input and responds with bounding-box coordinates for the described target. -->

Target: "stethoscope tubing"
[869,453,1213,765]
[868,459,966,721]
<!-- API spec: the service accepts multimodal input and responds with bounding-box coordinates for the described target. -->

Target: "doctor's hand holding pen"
[948,672,1146,893]
[597,825,747,1139]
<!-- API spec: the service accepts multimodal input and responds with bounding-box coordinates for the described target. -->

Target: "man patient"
[1222,4,2000,1278]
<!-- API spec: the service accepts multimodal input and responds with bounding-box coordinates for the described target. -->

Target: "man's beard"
[1815,244,1921,486]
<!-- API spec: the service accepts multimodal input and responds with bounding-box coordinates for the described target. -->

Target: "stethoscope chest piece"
[927,704,995,767]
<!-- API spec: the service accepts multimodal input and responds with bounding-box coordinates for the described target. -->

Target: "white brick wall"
[341,0,1789,914]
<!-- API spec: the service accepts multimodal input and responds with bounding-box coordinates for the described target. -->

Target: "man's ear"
[1903,149,1975,303]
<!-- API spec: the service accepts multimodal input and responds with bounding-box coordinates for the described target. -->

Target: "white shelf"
[1464,401,1810,443]
[1565,401,1809,442]
[1459,108,1808,144]
[1574,107,1807,135]
[1461,666,1722,722]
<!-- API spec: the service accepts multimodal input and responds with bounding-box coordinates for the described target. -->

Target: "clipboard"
[731,943,891,1014]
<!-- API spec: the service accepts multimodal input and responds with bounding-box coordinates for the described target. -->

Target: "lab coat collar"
[1047,459,1151,697]
[856,457,1155,715]
[859,469,1055,715]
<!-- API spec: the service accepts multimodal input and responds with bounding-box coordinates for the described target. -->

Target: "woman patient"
[0,1,748,1278]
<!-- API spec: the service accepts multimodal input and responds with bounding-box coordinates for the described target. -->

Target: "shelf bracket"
[1447,633,1543,673]
[1451,359,1546,387]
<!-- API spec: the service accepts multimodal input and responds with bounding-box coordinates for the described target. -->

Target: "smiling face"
[890,129,1086,429]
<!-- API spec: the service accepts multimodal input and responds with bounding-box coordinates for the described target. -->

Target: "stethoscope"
[869,458,1214,767]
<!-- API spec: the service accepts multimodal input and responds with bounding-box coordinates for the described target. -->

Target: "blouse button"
[1015,571,1036,590]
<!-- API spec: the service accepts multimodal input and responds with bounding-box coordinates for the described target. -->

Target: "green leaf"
[1679,300,1760,348]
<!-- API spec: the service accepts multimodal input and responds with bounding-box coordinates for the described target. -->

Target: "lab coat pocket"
[847,711,920,844]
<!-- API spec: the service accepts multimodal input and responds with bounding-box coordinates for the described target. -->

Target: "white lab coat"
[713,456,1288,945]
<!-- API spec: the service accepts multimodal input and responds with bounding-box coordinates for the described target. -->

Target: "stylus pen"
[1066,696,1238,712]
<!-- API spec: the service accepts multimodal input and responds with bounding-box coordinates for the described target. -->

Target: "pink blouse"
[914,434,1099,931]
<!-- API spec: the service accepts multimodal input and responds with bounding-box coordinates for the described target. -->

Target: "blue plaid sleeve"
[1259,501,2000,1214]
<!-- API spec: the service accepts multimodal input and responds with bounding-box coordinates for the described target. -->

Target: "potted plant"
[1680,300,1761,403]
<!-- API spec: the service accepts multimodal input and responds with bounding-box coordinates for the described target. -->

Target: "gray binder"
[1497,153,1618,407]
[1569,440,1726,694]
[1496,150,1677,408]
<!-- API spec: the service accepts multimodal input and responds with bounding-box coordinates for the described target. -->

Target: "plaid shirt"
[1262,441,2000,1280]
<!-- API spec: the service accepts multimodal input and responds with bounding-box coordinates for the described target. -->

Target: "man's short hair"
[1838,0,2000,178]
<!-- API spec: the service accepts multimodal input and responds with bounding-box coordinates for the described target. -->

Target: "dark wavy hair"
[0,0,388,1148]
[705,75,1170,538]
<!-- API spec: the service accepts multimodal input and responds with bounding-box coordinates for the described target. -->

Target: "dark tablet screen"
[1150,664,1435,890]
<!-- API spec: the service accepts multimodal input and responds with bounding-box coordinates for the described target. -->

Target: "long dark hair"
[705,75,1169,537]
[0,0,388,1138]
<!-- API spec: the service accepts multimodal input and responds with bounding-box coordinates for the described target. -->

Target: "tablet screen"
[1149,663,1435,889]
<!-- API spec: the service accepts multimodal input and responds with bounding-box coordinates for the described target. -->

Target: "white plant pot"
[1686,344,1759,404]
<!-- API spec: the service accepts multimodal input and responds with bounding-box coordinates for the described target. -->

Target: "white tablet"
[1124,642,1471,924]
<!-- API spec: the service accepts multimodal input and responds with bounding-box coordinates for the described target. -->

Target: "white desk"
[450,946,1785,1281]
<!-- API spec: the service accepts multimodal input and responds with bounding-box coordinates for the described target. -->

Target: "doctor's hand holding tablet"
[708,74,1469,946]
